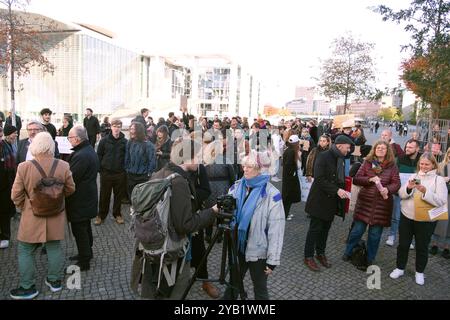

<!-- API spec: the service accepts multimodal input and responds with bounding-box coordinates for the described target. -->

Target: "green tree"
[374,0,450,119]
[317,34,376,114]
[378,107,404,121]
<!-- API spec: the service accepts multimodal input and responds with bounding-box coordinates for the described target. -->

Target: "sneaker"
[0,240,9,249]
[409,243,415,250]
[286,214,294,221]
[442,249,450,259]
[45,278,62,293]
[415,272,425,285]
[429,245,438,255]
[115,216,124,224]
[94,216,103,226]
[10,286,39,300]
[389,268,405,279]
[271,177,281,182]
[385,236,394,247]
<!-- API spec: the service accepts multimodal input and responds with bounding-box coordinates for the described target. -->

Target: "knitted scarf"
[232,174,270,254]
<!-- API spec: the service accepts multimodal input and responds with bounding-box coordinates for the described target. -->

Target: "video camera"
[217,194,236,213]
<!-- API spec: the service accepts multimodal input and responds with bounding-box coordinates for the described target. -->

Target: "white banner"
[399,173,414,187]
[300,176,313,202]
[55,137,74,154]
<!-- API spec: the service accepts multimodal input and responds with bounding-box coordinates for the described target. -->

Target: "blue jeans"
[345,220,384,263]
[344,158,350,177]
[389,195,401,239]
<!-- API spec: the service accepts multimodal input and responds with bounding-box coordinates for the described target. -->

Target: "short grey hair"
[29,132,55,156]
[72,125,88,142]
[26,121,46,131]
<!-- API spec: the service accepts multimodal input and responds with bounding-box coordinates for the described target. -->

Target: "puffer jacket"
[399,169,448,221]
[228,179,285,266]
[353,160,401,227]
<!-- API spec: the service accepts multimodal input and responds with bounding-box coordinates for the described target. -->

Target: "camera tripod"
[181,210,247,300]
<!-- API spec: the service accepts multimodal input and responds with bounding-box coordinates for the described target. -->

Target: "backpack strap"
[31,160,48,179]
[49,160,59,177]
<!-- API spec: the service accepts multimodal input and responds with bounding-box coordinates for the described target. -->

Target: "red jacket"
[353,160,401,227]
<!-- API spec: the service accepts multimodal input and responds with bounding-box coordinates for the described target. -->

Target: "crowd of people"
[0,107,449,300]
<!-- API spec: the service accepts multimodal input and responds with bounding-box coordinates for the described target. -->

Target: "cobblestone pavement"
[1,126,449,300]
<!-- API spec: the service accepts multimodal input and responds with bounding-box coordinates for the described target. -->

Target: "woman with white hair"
[223,150,285,300]
[10,132,75,300]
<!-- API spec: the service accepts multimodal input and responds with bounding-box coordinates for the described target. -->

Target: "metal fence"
[415,118,450,162]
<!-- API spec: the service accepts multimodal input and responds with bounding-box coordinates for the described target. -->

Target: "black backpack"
[351,240,368,268]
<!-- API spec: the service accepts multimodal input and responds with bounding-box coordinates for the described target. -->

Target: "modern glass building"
[0,11,147,124]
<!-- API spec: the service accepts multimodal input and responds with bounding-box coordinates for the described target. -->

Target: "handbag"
[413,176,448,221]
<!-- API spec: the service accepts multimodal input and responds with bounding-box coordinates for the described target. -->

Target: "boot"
[202,281,220,299]
[304,258,320,272]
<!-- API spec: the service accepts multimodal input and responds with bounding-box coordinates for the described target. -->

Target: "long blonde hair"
[438,147,450,175]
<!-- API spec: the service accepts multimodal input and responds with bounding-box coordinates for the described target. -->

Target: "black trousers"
[224,253,269,300]
[282,199,293,219]
[304,216,333,258]
[0,213,11,240]
[98,171,126,219]
[397,215,437,273]
[88,135,96,149]
[71,220,94,265]
[127,173,149,199]
[190,229,209,279]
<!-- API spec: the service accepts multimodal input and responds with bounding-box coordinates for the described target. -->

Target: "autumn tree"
[375,0,450,118]
[0,0,57,126]
[317,34,376,114]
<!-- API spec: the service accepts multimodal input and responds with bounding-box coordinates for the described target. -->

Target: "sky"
[26,0,413,104]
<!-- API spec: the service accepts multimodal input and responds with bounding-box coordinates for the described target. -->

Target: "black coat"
[97,132,127,173]
[83,116,100,137]
[0,141,16,216]
[66,140,100,222]
[282,147,301,203]
[305,149,345,221]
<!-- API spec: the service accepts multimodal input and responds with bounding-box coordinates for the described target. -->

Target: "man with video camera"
[132,138,219,299]
[223,150,285,300]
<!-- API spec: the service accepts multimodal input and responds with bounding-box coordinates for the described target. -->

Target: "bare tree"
[317,34,376,114]
[0,0,57,126]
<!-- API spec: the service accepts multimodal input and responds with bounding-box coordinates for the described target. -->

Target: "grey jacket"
[228,179,285,266]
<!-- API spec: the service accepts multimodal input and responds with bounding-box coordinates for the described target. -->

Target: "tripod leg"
[222,228,247,300]
[180,227,224,300]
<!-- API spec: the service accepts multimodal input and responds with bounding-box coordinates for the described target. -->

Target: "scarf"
[0,140,16,171]
[232,174,270,254]
[331,144,345,185]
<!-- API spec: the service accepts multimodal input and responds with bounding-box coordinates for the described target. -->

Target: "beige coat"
[11,155,75,243]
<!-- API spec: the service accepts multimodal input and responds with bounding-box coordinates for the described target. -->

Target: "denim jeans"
[345,220,384,263]
[389,195,401,239]
[18,241,63,289]
[344,158,350,177]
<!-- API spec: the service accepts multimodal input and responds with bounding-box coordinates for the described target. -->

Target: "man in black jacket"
[132,108,149,130]
[66,125,100,271]
[303,135,353,271]
[95,119,127,225]
[40,108,57,140]
[83,108,100,149]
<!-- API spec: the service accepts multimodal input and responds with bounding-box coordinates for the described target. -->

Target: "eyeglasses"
[67,136,77,140]
[27,128,41,132]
